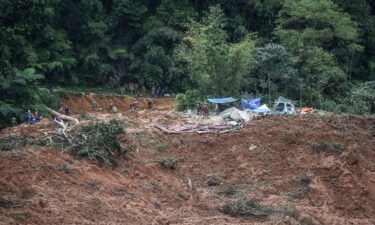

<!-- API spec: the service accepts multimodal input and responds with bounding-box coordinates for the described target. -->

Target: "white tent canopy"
[220,107,254,122]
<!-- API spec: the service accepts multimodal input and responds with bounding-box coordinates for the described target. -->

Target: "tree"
[274,0,363,107]
[345,81,375,114]
[128,27,188,92]
[248,44,298,105]
[177,5,255,97]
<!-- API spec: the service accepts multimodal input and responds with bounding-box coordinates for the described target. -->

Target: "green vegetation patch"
[218,185,239,196]
[312,140,345,153]
[155,144,169,152]
[222,198,296,219]
[70,119,127,165]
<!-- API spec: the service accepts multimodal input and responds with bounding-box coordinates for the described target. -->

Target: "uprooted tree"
[21,109,128,165]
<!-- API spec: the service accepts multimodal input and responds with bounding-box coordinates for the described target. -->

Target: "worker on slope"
[34,109,41,121]
[64,105,70,116]
[151,86,156,97]
[130,99,138,110]
[25,110,32,124]
[109,100,114,113]
[91,99,97,112]
[147,97,153,110]
[141,86,146,97]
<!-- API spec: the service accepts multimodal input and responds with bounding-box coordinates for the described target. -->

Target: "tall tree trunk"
[268,73,271,106]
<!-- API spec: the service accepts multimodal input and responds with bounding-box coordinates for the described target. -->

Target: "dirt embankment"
[1,110,375,225]
[60,93,176,114]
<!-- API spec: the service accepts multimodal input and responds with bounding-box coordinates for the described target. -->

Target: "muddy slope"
[1,112,375,225]
[60,93,176,114]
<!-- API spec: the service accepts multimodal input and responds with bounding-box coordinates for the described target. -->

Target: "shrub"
[223,198,270,218]
[312,140,345,153]
[218,185,238,196]
[0,136,28,151]
[206,177,221,186]
[321,100,341,112]
[157,158,179,170]
[222,198,296,219]
[176,89,204,111]
[70,119,127,165]
[155,144,169,152]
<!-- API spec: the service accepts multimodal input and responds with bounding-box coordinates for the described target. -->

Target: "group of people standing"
[25,109,41,124]
[60,105,70,116]
[90,98,154,113]
[121,83,165,98]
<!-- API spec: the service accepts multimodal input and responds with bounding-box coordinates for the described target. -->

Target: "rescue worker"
[129,83,134,95]
[120,86,125,94]
[134,83,138,95]
[34,109,40,121]
[91,99,97,112]
[65,104,70,116]
[217,103,225,115]
[25,110,32,124]
[147,97,153,110]
[130,99,138,110]
[141,86,146,97]
[109,101,114,112]
[198,103,209,118]
[151,86,156,97]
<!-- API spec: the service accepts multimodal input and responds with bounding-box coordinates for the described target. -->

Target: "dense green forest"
[1,0,374,127]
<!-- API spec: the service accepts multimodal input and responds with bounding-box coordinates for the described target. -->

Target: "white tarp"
[252,104,270,113]
[220,107,252,122]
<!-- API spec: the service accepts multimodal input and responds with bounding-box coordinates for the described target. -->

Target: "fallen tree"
[47,107,79,125]
[5,109,128,165]
[46,107,80,143]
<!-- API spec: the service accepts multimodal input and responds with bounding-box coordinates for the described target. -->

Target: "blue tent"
[207,97,237,104]
[242,98,261,111]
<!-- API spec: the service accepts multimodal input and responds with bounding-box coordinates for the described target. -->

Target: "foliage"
[70,119,127,165]
[0,0,374,123]
[0,136,27,151]
[274,0,363,108]
[222,198,296,219]
[312,140,345,153]
[155,144,169,152]
[128,27,189,92]
[0,135,49,151]
[0,67,56,129]
[157,158,179,170]
[218,185,238,196]
[247,44,298,105]
[176,89,205,111]
[344,81,375,114]
[177,5,255,97]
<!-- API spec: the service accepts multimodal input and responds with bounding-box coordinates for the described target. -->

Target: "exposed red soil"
[60,93,176,114]
[1,107,375,224]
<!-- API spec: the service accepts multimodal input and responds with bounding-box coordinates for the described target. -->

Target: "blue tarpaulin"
[242,98,261,111]
[207,97,237,104]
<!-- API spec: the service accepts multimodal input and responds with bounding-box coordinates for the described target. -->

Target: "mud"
[1,107,375,224]
[60,93,176,114]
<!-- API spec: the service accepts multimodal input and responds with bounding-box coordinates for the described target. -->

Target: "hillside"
[60,93,177,114]
[0,99,374,225]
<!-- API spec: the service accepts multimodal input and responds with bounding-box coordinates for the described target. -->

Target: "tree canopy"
[0,0,374,127]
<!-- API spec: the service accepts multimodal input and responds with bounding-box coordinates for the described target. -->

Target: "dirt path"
[61,93,176,114]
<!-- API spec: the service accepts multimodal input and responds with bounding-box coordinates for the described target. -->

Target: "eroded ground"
[1,108,375,225]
